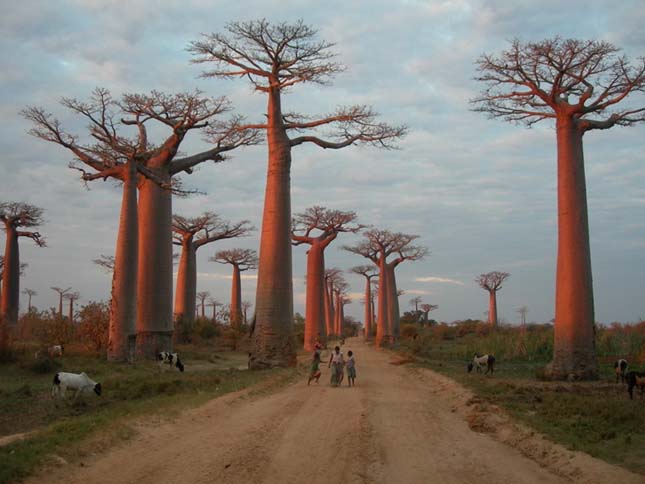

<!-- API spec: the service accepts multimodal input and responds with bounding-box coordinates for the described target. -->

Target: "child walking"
[308,344,322,385]
[346,350,356,387]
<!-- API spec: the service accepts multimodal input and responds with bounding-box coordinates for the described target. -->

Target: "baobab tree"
[196,291,210,319]
[212,249,259,329]
[324,268,343,338]
[475,272,510,326]
[208,298,221,323]
[0,203,45,337]
[517,306,528,326]
[473,39,645,378]
[241,300,252,325]
[173,213,253,327]
[337,295,352,338]
[190,19,406,368]
[332,279,350,337]
[292,206,363,351]
[25,88,259,360]
[420,303,438,324]
[0,257,28,314]
[23,288,37,312]
[64,292,80,324]
[51,287,72,319]
[409,296,422,313]
[344,230,427,346]
[350,265,378,340]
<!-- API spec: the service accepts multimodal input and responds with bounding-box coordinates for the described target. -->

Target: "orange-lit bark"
[376,257,390,346]
[136,172,174,358]
[231,264,242,328]
[252,88,296,368]
[325,277,335,338]
[174,238,196,329]
[0,227,19,328]
[549,116,597,379]
[303,242,325,350]
[488,290,498,326]
[107,161,138,361]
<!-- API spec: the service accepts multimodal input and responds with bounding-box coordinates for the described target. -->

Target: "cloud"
[403,289,433,296]
[415,277,465,286]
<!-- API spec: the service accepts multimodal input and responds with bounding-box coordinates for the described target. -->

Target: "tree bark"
[136,173,174,359]
[0,226,19,326]
[58,294,63,319]
[363,276,372,340]
[375,258,391,346]
[325,279,335,338]
[304,242,325,351]
[107,162,138,361]
[334,291,342,336]
[387,265,401,339]
[548,115,598,379]
[230,264,242,329]
[488,290,498,326]
[68,299,74,324]
[251,87,296,368]
[174,240,196,329]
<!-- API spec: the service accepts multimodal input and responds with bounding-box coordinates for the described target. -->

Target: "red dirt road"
[29,340,642,484]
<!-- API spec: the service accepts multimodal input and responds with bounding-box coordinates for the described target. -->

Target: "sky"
[1,0,645,325]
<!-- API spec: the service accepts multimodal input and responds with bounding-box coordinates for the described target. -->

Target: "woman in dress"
[328,346,344,387]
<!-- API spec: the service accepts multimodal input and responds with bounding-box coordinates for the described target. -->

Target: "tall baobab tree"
[64,292,80,323]
[173,213,253,327]
[350,265,378,340]
[475,272,510,326]
[190,19,406,368]
[292,206,363,351]
[196,291,210,319]
[420,303,438,324]
[0,203,45,337]
[344,230,427,346]
[332,279,350,337]
[324,268,343,338]
[337,294,352,338]
[473,39,645,378]
[23,288,37,312]
[51,287,72,319]
[212,249,259,329]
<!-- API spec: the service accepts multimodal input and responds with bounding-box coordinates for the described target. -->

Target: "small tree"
[292,206,363,350]
[420,303,438,324]
[64,291,80,324]
[77,301,109,353]
[173,213,253,325]
[475,272,510,326]
[350,265,378,340]
[50,287,72,319]
[473,38,645,379]
[212,249,258,329]
[196,291,211,319]
[1,202,45,350]
[23,288,37,312]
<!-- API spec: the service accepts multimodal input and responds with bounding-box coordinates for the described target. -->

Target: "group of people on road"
[308,343,356,387]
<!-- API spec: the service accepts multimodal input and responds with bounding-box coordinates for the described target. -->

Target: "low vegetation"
[397,320,645,475]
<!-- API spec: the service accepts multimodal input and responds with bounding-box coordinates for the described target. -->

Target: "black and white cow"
[157,351,185,372]
[626,371,645,400]
[614,359,628,384]
[52,372,102,400]
[468,353,495,374]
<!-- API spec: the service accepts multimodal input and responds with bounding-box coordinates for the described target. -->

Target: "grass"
[398,336,645,475]
[0,345,297,484]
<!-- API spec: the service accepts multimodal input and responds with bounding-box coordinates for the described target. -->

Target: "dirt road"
[30,340,642,484]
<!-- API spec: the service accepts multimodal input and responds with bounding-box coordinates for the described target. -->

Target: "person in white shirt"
[327,346,344,387]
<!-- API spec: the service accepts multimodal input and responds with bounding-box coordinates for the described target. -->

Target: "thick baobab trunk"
[338,298,345,337]
[174,241,197,329]
[57,295,63,319]
[68,299,74,324]
[251,88,296,368]
[230,264,242,329]
[371,295,376,335]
[334,291,342,336]
[325,279,335,337]
[304,242,325,351]
[387,265,401,339]
[363,277,372,340]
[137,175,174,358]
[548,117,597,380]
[488,291,498,326]
[107,164,138,361]
[376,260,391,346]
[0,227,19,327]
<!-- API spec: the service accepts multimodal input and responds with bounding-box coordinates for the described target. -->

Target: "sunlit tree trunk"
[376,259,390,346]
[323,279,332,341]
[488,290,498,326]
[334,291,342,336]
[174,240,196,327]
[0,226,19,327]
[136,174,174,358]
[327,279,335,338]
[548,116,597,379]
[230,264,242,329]
[304,241,325,351]
[107,162,138,361]
[363,277,372,340]
[386,265,401,339]
[251,88,296,368]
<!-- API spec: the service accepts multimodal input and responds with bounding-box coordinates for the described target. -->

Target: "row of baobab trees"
[2,19,645,380]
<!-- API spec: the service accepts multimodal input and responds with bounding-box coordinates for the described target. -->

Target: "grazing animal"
[614,359,628,383]
[52,372,101,400]
[626,371,645,400]
[467,353,495,374]
[48,345,63,357]
[157,351,185,372]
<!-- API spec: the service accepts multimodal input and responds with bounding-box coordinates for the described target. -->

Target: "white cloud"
[415,277,465,286]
